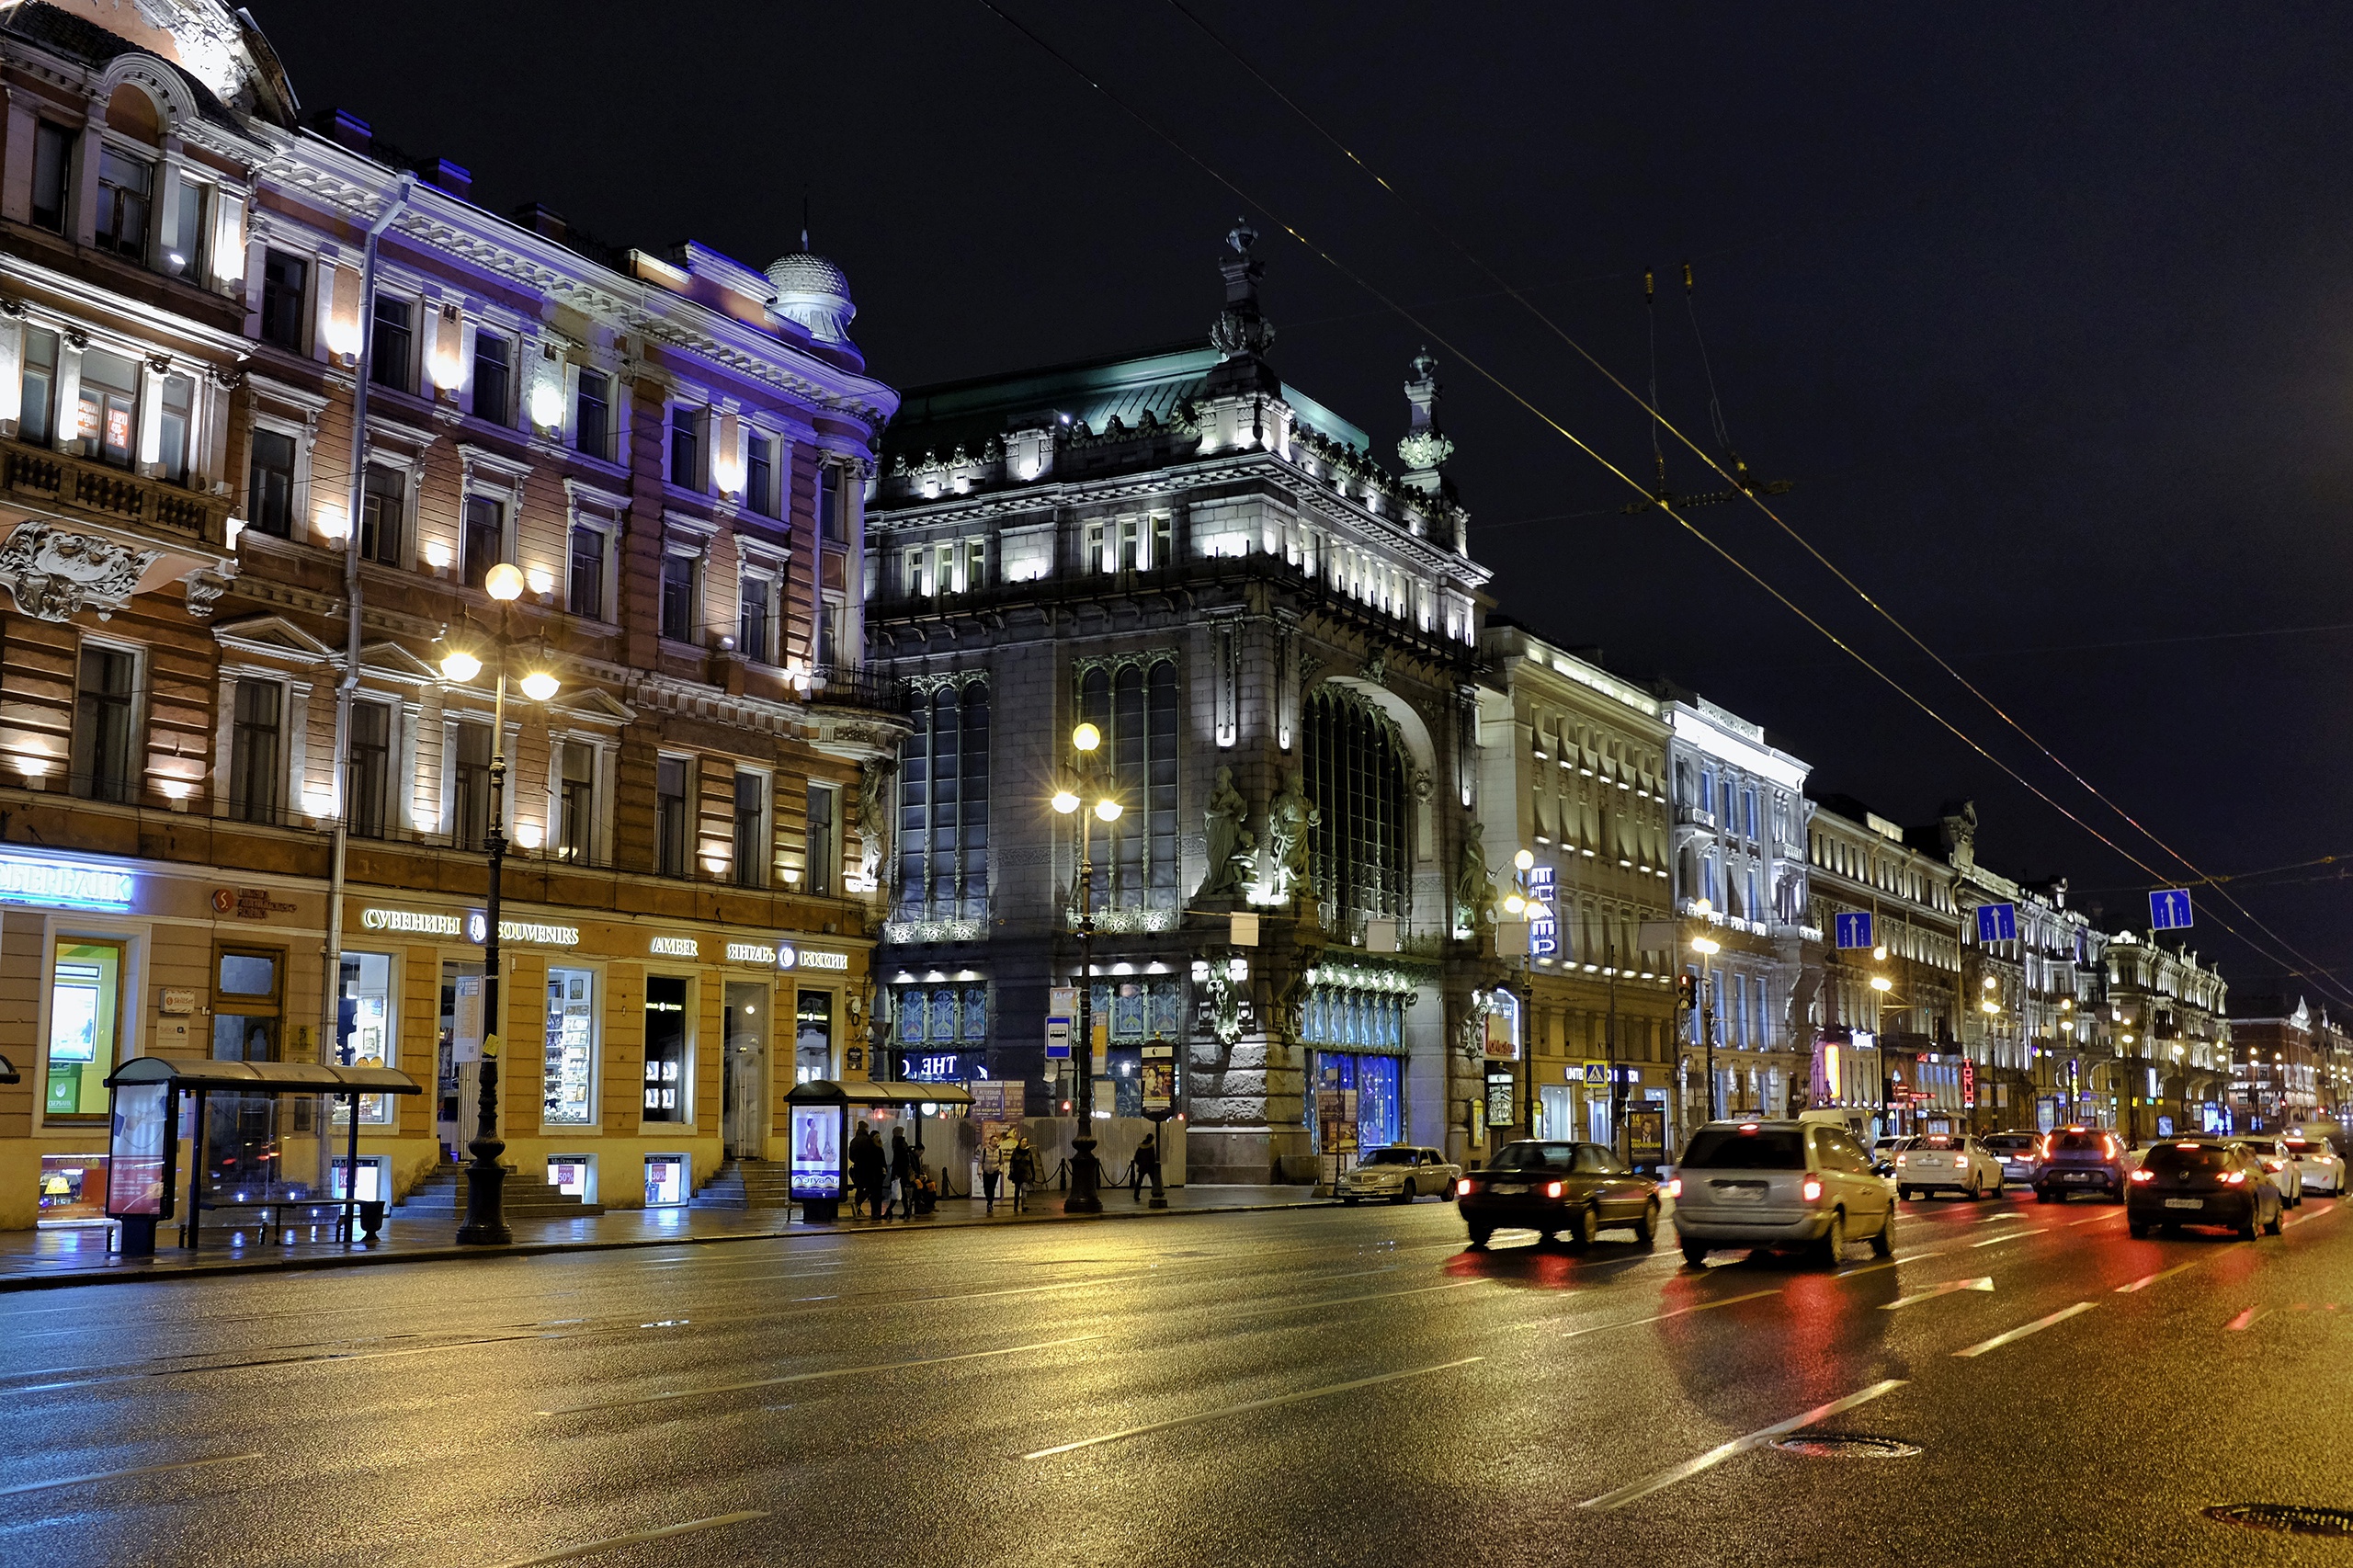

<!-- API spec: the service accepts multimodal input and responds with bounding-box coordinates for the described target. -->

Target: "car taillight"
[1545,1180,1564,1199]
[1894,1153,1907,1166]
[2263,1159,2284,1170]
[1802,1176,1824,1202]
[1456,1177,1472,1197]
[1666,1177,1682,1198]
[2101,1137,2118,1161]
[2130,1169,2155,1183]
[2224,1170,2246,1186]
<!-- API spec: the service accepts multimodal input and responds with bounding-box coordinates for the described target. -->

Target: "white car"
[2281,1134,2347,1196]
[1894,1132,2006,1200]
[1338,1145,1461,1204]
[2242,1133,2307,1206]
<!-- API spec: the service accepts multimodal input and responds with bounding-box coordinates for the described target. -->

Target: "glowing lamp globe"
[439,650,482,683]
[484,562,527,602]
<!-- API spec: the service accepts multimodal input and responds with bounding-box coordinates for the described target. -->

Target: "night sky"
[266,2,2353,1001]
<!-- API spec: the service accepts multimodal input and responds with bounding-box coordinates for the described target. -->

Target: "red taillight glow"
[1545,1180,1564,1199]
[1738,1122,1760,1133]
[2177,1142,2200,1151]
[1895,1153,1908,1166]
[2130,1168,2155,1183]
[2101,1137,2118,1160]
[2263,1159,2284,1170]
[1666,1177,1682,1199]
[1802,1176,1824,1202]
[2224,1170,2247,1186]
[1456,1177,1472,1197]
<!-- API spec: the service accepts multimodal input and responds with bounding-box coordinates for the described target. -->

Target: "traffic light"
[1677,973,1698,1011]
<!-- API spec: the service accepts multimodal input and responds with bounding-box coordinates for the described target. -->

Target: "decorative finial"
[1210,219,1274,360]
[1398,347,1452,485]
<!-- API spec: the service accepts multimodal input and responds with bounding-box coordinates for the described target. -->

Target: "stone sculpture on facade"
[1265,768,1317,905]
[1455,821,1495,935]
[858,756,895,891]
[1198,766,1255,900]
[0,523,159,621]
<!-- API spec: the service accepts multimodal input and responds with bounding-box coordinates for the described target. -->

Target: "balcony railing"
[1,438,225,545]
[807,665,908,714]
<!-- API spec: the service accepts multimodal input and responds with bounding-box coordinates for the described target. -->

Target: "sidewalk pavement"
[0,1184,1337,1292]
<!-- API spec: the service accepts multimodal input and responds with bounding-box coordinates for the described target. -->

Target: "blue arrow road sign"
[2150,889,2194,930]
[1975,903,2018,943]
[1834,912,1874,949]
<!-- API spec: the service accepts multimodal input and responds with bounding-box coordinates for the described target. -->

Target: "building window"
[738,571,773,663]
[259,249,307,351]
[659,550,699,642]
[76,349,137,470]
[568,517,608,619]
[45,937,125,1120]
[544,966,597,1126]
[1078,661,1178,914]
[733,769,767,889]
[574,369,611,461]
[1302,686,1404,939]
[654,756,690,877]
[358,466,404,568]
[348,699,391,839]
[93,147,153,261]
[643,974,689,1122]
[163,178,205,281]
[746,432,776,517]
[156,373,193,485]
[471,331,511,426]
[448,720,495,849]
[248,428,296,537]
[72,643,137,803]
[369,295,414,392]
[336,950,397,1124]
[555,740,597,862]
[229,677,282,823]
[19,327,57,446]
[818,463,844,542]
[668,403,702,491]
[461,496,505,591]
[895,682,989,921]
[29,121,72,234]
[806,781,838,898]
[819,595,843,669]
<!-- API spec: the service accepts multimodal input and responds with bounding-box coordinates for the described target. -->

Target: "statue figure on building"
[1266,768,1317,904]
[1456,821,1495,934]
[857,756,895,890]
[1198,766,1255,900]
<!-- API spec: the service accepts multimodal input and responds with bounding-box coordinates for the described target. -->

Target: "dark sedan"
[1457,1140,1661,1250]
[2035,1126,2128,1202]
[2126,1139,2283,1240]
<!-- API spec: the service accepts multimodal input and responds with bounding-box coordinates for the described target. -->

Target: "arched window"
[1076,657,1180,911]
[1302,687,1408,939]
[894,678,989,920]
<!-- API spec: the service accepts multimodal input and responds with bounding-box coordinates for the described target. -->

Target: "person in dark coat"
[1131,1133,1158,1199]
[848,1123,886,1220]
[888,1128,915,1220]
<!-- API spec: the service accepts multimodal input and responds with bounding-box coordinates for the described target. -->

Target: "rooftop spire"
[1398,347,1453,492]
[1209,218,1276,360]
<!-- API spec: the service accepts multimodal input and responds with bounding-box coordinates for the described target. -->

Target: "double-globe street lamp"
[1689,900,1722,1122]
[1050,722,1120,1214]
[440,562,560,1246]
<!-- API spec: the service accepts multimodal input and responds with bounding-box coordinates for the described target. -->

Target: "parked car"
[2280,1134,2347,1196]
[2035,1126,2128,1202]
[1457,1141,1660,1249]
[1893,1132,2004,1201]
[1338,1145,1461,1204]
[2239,1134,2306,1208]
[2127,1138,2283,1240]
[1869,1135,1915,1177]
[1983,1131,2042,1188]
[1670,1119,1893,1267]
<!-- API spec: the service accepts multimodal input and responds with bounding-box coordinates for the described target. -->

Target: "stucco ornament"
[0,523,158,621]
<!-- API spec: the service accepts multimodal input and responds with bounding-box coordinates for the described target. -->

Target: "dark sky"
[264,1,2353,1002]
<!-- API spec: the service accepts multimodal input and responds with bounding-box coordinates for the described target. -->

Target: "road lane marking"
[2227,1307,2261,1331]
[489,1510,768,1567]
[1970,1229,2049,1248]
[1225,1279,1483,1322]
[1023,1358,1483,1459]
[536,1334,1108,1415]
[1556,1289,1781,1340]
[910,1274,1154,1303]
[2115,1261,2200,1293]
[0,1450,262,1497]
[1951,1301,2095,1358]
[11,1334,546,1394]
[1881,1278,1995,1312]
[2070,1211,2124,1226]
[1576,1380,1906,1511]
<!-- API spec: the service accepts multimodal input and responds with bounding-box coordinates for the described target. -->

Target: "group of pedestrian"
[847,1121,922,1220]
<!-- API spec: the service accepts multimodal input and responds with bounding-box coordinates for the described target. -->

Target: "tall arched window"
[1076,656,1180,912]
[1302,687,1408,940]
[895,678,989,920]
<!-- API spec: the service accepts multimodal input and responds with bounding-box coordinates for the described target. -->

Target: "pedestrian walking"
[849,1121,887,1220]
[1010,1133,1038,1214]
[888,1127,915,1221]
[1131,1132,1158,1200]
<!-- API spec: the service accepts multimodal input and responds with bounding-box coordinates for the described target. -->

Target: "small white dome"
[766,252,856,347]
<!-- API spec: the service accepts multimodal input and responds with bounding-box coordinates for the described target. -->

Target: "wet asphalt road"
[1,1188,2349,1567]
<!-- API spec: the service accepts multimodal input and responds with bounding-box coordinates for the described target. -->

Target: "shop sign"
[781,945,848,971]
[158,987,199,1015]
[650,936,699,959]
[725,940,778,965]
[897,1051,974,1082]
[0,855,134,913]
[361,907,462,937]
[213,886,296,920]
[464,911,580,947]
[1528,866,1557,957]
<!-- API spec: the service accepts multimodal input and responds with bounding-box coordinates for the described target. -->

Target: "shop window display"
[38,1153,108,1223]
[46,937,123,1119]
[644,1154,688,1207]
[544,967,597,1126]
[644,975,688,1121]
[335,951,397,1125]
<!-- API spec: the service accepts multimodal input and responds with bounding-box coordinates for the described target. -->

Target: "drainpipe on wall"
[319,175,415,1101]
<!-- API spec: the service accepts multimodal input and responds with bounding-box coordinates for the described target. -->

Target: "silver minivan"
[1670,1119,1895,1267]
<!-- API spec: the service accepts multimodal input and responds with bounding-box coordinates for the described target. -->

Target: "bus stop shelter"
[785,1079,973,1221]
[102,1056,422,1255]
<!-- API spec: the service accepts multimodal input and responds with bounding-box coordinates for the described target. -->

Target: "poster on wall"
[106,1081,173,1218]
[789,1106,842,1199]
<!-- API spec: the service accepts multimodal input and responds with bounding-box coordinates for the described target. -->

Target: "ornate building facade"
[866,227,1501,1180]
[0,1,897,1227]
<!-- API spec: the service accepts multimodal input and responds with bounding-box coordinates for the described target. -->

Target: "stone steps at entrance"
[394,1160,605,1221]
[689,1158,796,1210]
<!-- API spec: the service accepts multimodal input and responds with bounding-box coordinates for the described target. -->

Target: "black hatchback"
[1457,1141,1661,1250]
[2035,1126,2127,1202]
[2127,1139,2283,1240]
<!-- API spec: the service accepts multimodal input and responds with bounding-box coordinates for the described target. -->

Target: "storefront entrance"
[438,959,484,1161]
[209,946,282,1188]
[723,981,768,1158]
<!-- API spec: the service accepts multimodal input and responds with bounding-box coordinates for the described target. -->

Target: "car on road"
[1869,1135,1915,1177]
[2280,1134,2347,1196]
[1893,1132,2004,1201]
[1456,1141,1660,1249]
[1670,1119,1893,1267]
[1338,1145,1461,1204]
[2239,1133,2306,1208]
[2034,1126,2128,1201]
[1983,1131,2042,1188]
[2127,1138,2283,1240]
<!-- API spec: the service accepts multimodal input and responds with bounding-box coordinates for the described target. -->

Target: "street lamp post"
[444,562,559,1247]
[1051,722,1119,1215]
[1691,901,1721,1122]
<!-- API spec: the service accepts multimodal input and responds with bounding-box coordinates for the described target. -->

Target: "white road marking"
[2070,1211,2124,1226]
[2226,1306,2261,1331]
[1577,1380,1907,1511]
[0,1450,262,1497]
[488,1510,768,1567]
[910,1274,1154,1303]
[1951,1301,2095,1358]
[1226,1278,1484,1322]
[1971,1228,2049,1248]
[1557,1289,1781,1340]
[2115,1261,2200,1293]
[536,1334,1106,1415]
[1881,1277,1995,1311]
[1023,1357,1483,1458]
